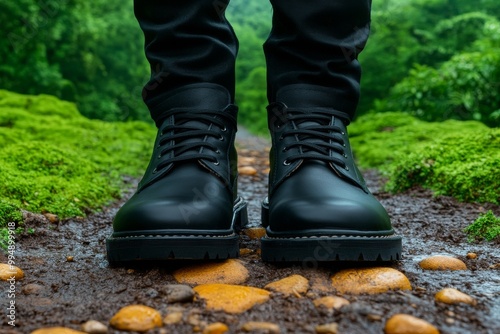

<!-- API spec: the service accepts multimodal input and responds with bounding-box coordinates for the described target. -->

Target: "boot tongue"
[275,85,333,109]
[161,84,231,111]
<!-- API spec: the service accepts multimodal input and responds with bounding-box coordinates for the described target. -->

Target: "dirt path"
[2,132,500,334]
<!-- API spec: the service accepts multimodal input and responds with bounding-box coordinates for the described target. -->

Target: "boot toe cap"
[112,176,234,236]
[268,195,392,236]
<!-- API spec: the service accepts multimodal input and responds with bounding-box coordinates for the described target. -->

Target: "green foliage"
[359,1,500,119]
[228,1,271,131]
[376,14,500,126]
[350,112,500,204]
[0,90,155,246]
[227,0,272,40]
[0,0,149,122]
[465,210,500,242]
[421,12,498,65]
[236,67,269,136]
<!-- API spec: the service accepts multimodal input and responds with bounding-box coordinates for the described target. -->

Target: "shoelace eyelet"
[283,159,291,166]
[213,160,220,166]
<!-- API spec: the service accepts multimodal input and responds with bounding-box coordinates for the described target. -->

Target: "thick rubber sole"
[261,198,402,262]
[261,234,402,262]
[106,197,247,264]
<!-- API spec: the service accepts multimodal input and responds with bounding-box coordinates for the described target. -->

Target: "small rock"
[109,305,162,332]
[239,248,253,256]
[264,274,309,297]
[241,321,280,333]
[435,288,476,305]
[419,255,467,271]
[80,320,108,334]
[187,312,203,327]
[22,283,43,295]
[163,311,183,325]
[160,284,195,303]
[194,284,270,314]
[174,259,249,285]
[384,314,439,334]
[238,157,256,165]
[445,318,455,325]
[315,323,338,334]
[43,213,59,224]
[238,166,258,176]
[313,296,350,310]
[367,314,382,321]
[31,328,86,334]
[243,228,266,240]
[331,268,411,294]
[66,256,74,262]
[0,263,25,280]
[466,253,477,259]
[203,322,229,334]
[489,263,500,269]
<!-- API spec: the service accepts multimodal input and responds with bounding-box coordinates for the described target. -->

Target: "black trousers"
[135,0,372,123]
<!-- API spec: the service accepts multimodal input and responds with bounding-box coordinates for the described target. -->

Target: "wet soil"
[2,131,500,334]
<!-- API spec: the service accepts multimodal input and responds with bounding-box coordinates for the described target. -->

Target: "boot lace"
[275,106,348,170]
[153,108,236,173]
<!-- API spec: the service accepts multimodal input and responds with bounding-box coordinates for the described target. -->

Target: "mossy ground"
[0,90,155,248]
[350,112,500,205]
[464,210,500,242]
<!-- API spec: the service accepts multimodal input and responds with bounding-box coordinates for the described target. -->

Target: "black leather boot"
[107,84,247,263]
[261,85,401,262]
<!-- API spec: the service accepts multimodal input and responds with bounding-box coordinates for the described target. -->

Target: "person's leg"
[106,0,247,263]
[136,0,238,116]
[261,0,402,262]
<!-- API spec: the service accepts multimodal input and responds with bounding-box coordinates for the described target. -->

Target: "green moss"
[350,112,500,204]
[0,90,155,247]
[465,210,500,242]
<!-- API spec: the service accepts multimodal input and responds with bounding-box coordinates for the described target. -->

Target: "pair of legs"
[106,0,402,263]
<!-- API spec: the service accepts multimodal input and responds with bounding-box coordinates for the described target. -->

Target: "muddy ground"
[1,132,500,334]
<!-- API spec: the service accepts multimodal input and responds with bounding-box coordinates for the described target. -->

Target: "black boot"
[261,85,401,262]
[106,84,247,263]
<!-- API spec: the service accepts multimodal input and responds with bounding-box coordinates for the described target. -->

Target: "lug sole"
[106,197,247,264]
[261,234,402,262]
